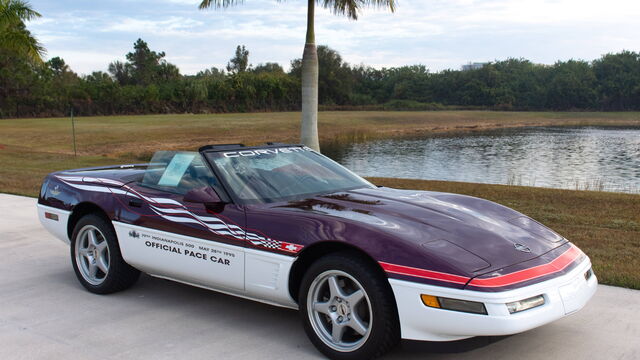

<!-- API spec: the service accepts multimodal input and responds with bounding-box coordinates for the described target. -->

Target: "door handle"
[129,199,143,208]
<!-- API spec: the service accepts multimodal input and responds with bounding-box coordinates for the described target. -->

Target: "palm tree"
[199,0,396,152]
[0,0,45,62]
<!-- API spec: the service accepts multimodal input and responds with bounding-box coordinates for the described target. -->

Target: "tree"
[0,0,45,62]
[547,60,596,110]
[593,51,640,110]
[126,38,170,85]
[108,60,132,85]
[44,56,83,111]
[198,0,396,152]
[227,45,250,74]
[196,66,225,79]
[253,62,284,74]
[47,56,69,75]
[291,45,355,105]
[108,39,180,86]
[83,71,119,114]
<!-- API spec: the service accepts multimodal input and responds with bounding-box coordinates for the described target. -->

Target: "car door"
[114,151,246,292]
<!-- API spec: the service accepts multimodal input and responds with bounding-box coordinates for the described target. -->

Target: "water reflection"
[325,126,640,193]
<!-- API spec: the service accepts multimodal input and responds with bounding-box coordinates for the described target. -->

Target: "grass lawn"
[1,110,639,289]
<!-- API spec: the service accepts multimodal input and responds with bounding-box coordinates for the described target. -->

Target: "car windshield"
[205,146,374,203]
[141,151,221,195]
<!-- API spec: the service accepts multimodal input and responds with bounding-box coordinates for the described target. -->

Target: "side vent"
[246,258,280,290]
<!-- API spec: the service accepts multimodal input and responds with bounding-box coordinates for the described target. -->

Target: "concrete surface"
[1,193,639,360]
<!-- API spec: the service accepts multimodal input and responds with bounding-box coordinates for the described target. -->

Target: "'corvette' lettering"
[223,146,311,158]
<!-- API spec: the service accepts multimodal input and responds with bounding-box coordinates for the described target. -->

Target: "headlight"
[506,295,545,314]
[421,294,487,315]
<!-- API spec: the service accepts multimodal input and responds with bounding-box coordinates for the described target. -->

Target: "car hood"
[280,186,567,276]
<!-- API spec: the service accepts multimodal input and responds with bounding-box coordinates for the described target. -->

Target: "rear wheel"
[70,214,140,294]
[299,252,400,359]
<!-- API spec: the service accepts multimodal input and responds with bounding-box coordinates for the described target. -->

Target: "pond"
[324,126,640,193]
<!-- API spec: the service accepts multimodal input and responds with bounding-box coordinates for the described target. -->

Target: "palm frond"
[0,25,45,62]
[198,0,244,10]
[321,0,396,20]
[197,0,395,19]
[0,0,41,25]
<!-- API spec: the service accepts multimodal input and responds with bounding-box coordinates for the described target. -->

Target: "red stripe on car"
[379,262,471,285]
[467,245,582,288]
[380,244,583,288]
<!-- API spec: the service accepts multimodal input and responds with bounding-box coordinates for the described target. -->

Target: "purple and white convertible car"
[38,143,597,359]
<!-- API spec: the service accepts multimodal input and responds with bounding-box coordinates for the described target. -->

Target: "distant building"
[461,62,488,71]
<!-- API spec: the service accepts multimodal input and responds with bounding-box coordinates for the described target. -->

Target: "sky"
[27,0,640,75]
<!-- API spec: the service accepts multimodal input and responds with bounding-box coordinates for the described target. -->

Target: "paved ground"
[1,193,639,360]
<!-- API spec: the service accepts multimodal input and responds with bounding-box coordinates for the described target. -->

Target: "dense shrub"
[1,39,639,118]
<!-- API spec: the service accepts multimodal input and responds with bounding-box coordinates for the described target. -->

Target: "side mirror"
[183,186,222,205]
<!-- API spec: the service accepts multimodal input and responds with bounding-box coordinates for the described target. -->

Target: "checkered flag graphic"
[250,237,281,249]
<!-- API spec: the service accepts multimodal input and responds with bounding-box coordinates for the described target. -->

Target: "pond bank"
[1,110,639,196]
[317,110,640,148]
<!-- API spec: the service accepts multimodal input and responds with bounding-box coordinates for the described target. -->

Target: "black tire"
[70,214,140,294]
[299,251,400,360]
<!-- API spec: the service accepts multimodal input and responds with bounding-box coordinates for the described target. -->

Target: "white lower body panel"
[391,257,597,341]
[37,204,71,244]
[113,222,298,309]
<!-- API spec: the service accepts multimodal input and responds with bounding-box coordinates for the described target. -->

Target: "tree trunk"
[300,0,320,152]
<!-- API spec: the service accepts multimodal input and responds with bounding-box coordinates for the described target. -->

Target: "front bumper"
[390,257,597,341]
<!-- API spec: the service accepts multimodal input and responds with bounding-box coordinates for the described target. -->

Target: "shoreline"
[316,111,640,147]
[1,111,639,196]
[2,110,640,150]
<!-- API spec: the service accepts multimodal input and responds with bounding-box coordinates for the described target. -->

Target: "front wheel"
[299,252,400,360]
[70,214,140,294]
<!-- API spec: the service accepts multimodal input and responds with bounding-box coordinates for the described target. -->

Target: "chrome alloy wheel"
[307,270,373,352]
[74,225,110,285]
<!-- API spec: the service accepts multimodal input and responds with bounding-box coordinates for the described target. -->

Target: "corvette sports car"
[38,143,597,359]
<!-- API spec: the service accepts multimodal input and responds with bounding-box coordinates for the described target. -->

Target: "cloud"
[163,0,201,4]
[27,0,640,75]
[104,16,204,34]
[47,50,125,75]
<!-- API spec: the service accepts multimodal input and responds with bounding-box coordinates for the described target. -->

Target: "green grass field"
[1,110,639,289]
